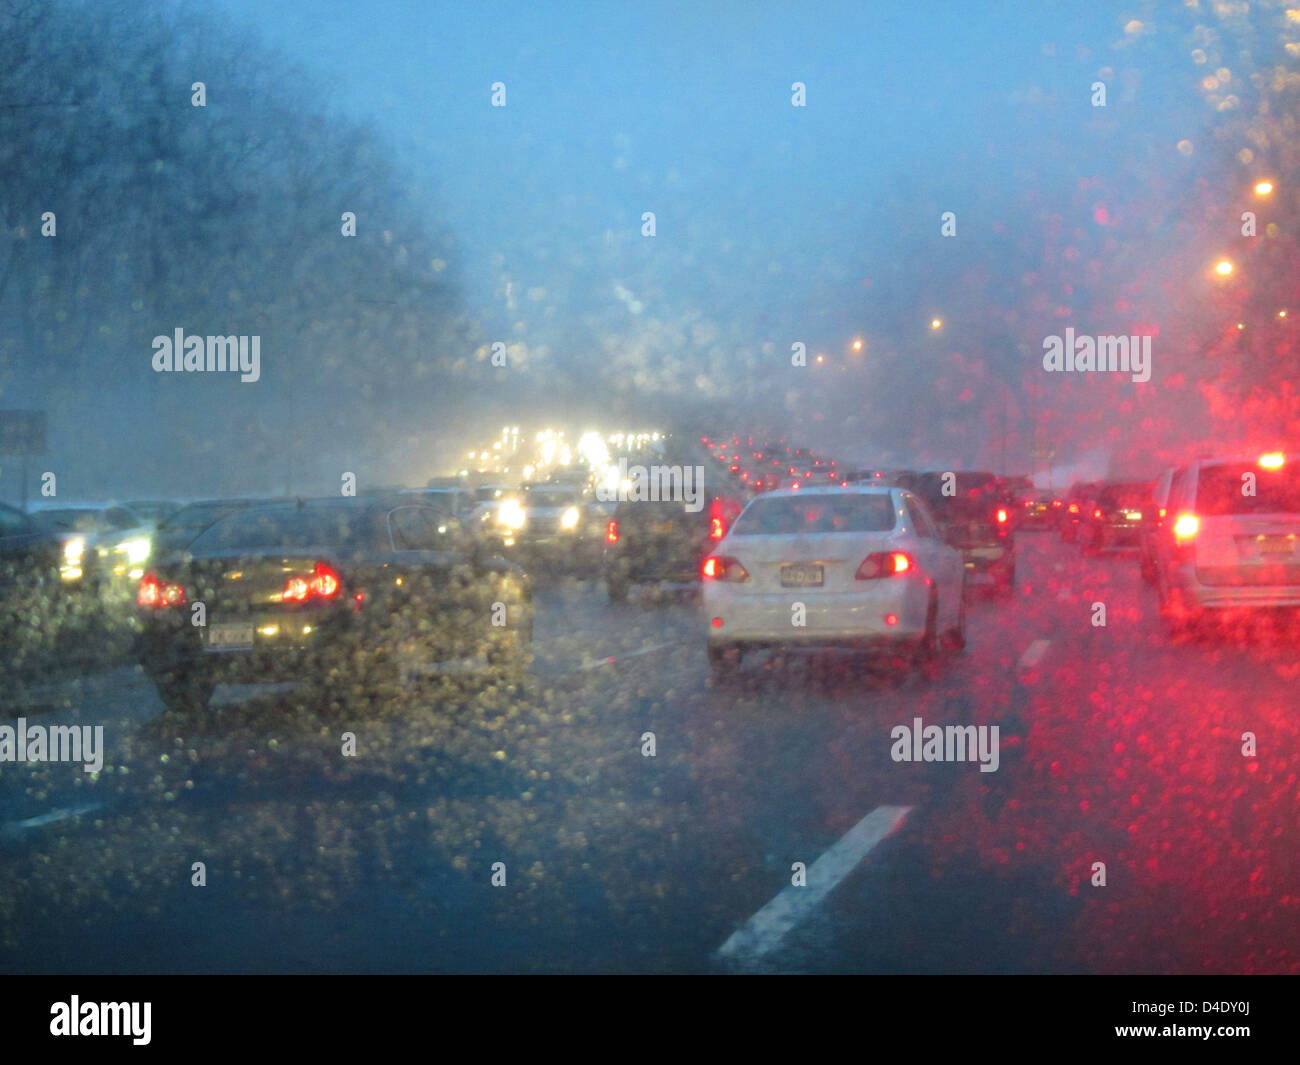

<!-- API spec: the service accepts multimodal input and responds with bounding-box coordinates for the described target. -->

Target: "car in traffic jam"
[135,495,532,712]
[8,1,1300,1024]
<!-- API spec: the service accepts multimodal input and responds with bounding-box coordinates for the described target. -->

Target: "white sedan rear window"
[732,494,896,536]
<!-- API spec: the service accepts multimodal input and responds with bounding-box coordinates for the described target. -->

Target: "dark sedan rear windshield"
[731,493,896,535]
[163,502,253,532]
[1196,464,1300,516]
[190,507,377,551]
[904,473,1005,517]
[1097,484,1148,508]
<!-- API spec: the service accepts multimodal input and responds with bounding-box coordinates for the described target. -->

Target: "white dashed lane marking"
[1017,638,1051,671]
[577,639,685,672]
[1,802,104,839]
[715,804,913,964]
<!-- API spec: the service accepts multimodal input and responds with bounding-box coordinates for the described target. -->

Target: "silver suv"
[1152,453,1300,634]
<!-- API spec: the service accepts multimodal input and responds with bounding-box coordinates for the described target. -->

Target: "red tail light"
[996,507,1009,524]
[702,555,749,581]
[606,519,620,544]
[137,572,186,607]
[1068,502,1079,515]
[855,552,914,579]
[1093,508,1102,519]
[708,497,731,540]
[1173,513,1199,542]
[282,561,342,602]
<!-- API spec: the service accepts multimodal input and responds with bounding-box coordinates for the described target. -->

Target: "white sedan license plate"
[781,563,823,588]
[206,621,255,651]
[1258,536,1294,557]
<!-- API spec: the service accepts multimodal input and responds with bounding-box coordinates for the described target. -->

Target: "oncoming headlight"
[120,537,152,564]
[497,498,527,530]
[560,506,580,531]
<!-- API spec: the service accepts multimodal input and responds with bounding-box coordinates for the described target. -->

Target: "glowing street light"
[851,338,863,351]
[1255,180,1274,196]
[1214,259,1235,277]
[930,318,943,330]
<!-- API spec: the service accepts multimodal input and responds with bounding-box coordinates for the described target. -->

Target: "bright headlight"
[64,538,85,563]
[497,499,527,530]
[561,506,580,530]
[120,537,152,564]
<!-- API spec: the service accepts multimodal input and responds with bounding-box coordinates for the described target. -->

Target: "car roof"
[746,485,894,501]
[1188,454,1290,469]
[28,500,129,511]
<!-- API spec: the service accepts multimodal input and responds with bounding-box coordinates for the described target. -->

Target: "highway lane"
[2,532,1297,972]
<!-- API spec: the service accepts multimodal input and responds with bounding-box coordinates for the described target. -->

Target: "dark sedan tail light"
[282,561,342,602]
[138,572,187,607]
[606,519,619,544]
[708,498,728,541]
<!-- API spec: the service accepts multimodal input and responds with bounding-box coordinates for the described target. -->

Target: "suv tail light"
[138,572,186,607]
[606,519,619,544]
[855,552,914,579]
[709,517,725,540]
[1173,514,1199,542]
[702,555,749,582]
[995,507,1009,524]
[282,561,342,602]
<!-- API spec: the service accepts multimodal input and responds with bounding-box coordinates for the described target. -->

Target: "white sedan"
[702,485,965,673]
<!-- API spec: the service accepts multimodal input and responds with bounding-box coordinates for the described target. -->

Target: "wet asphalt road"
[2,531,1298,973]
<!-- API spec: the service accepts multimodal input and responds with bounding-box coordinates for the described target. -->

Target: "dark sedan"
[893,470,1016,595]
[136,496,532,712]
[602,493,743,603]
[0,502,71,674]
[1081,481,1151,554]
[1013,487,1059,530]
